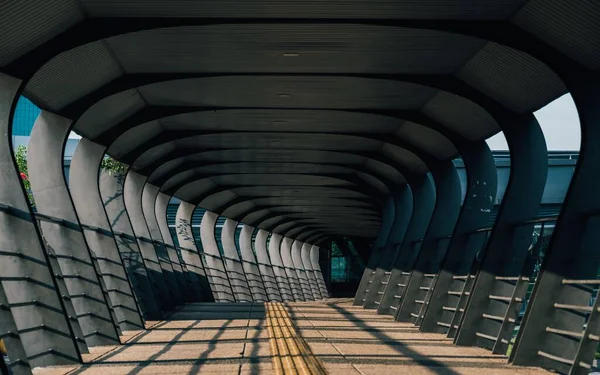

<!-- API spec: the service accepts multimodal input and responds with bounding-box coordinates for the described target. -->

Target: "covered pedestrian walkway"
[1,1,599,374]
[32,300,549,375]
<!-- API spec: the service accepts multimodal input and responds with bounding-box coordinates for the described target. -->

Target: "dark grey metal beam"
[0,73,81,369]
[269,233,294,302]
[378,174,435,315]
[353,195,396,305]
[255,229,282,302]
[456,114,547,350]
[221,218,253,302]
[292,240,314,301]
[238,225,268,302]
[28,111,121,347]
[396,161,462,322]
[363,185,414,309]
[141,183,186,305]
[123,171,174,311]
[174,201,214,302]
[301,242,323,300]
[155,192,194,302]
[281,236,304,301]
[310,244,330,298]
[70,138,145,331]
[418,142,497,332]
[99,169,163,319]
[510,73,600,374]
[199,210,235,302]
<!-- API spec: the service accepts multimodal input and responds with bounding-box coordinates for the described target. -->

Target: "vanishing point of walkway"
[34,299,550,375]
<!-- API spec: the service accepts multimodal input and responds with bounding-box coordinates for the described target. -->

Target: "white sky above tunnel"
[486,94,580,152]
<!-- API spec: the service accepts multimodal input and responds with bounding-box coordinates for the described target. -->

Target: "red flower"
[20,172,27,180]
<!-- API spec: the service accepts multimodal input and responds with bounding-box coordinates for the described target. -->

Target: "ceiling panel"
[0,0,83,66]
[512,0,600,69]
[161,109,403,134]
[81,0,525,19]
[108,25,486,74]
[456,42,567,113]
[136,76,437,109]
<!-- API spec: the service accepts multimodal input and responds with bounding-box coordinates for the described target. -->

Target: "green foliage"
[14,145,34,207]
[100,156,127,174]
[13,145,126,207]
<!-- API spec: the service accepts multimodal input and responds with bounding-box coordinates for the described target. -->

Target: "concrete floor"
[33,300,549,374]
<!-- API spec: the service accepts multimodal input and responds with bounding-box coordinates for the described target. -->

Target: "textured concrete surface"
[32,300,550,374]
[286,298,550,375]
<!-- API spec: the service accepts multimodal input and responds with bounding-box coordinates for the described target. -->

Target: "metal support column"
[124,171,174,310]
[510,75,600,374]
[396,161,462,323]
[301,243,322,300]
[456,114,547,350]
[199,210,235,302]
[255,229,282,301]
[281,237,304,301]
[364,185,413,309]
[310,245,330,298]
[0,286,32,375]
[141,183,185,306]
[292,240,314,301]
[353,196,395,305]
[221,218,252,302]
[239,225,268,302]
[99,169,163,318]
[155,193,193,302]
[0,73,80,369]
[378,174,435,316]
[174,202,213,302]
[270,233,294,301]
[70,138,145,331]
[28,111,120,346]
[419,142,497,333]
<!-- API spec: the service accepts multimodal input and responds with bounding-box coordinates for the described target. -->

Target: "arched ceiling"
[2,0,597,244]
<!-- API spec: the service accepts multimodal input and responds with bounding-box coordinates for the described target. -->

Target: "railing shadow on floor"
[316,302,463,375]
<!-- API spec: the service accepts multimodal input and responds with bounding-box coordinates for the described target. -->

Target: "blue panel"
[12,96,41,136]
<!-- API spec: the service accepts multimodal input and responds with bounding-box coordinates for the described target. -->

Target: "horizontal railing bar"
[475,332,497,341]
[562,279,600,285]
[546,326,583,339]
[495,276,529,281]
[489,295,522,302]
[518,215,559,224]
[482,314,504,322]
[554,303,593,312]
[537,351,574,365]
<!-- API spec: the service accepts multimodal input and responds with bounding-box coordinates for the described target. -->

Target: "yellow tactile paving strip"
[266,302,328,375]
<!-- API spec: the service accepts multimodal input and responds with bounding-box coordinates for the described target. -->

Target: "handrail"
[518,215,560,225]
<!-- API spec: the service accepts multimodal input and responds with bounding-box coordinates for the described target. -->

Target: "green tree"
[100,156,128,174]
[14,145,34,207]
[13,145,127,207]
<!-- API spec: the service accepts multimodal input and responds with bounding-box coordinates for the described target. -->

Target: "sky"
[486,94,580,151]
